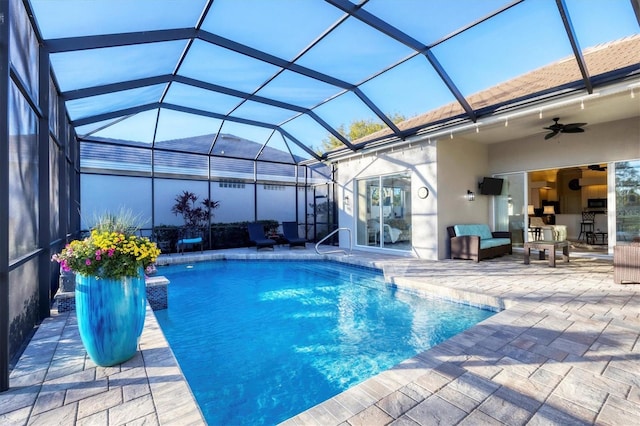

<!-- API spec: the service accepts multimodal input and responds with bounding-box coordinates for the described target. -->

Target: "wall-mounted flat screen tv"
[479,177,504,195]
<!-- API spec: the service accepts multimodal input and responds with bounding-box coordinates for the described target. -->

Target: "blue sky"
[31,0,640,155]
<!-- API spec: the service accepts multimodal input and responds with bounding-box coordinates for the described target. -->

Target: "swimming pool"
[154,260,495,425]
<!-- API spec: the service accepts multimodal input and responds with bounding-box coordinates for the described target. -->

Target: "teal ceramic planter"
[75,267,146,366]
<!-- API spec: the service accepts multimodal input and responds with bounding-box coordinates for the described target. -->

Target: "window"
[263,184,285,191]
[219,179,245,189]
[615,160,640,244]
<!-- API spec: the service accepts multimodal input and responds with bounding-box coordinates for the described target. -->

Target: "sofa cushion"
[179,237,202,244]
[454,224,493,240]
[480,238,511,250]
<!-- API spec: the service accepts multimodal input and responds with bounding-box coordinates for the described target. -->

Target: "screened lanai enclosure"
[2,0,640,390]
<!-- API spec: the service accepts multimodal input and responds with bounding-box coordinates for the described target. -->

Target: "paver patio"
[2,247,638,425]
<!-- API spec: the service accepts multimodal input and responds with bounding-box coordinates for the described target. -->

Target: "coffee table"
[523,240,570,267]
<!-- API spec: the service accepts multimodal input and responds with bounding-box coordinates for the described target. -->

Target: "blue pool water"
[154,260,494,425]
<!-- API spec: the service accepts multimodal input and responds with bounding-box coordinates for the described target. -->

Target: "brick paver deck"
[1,305,203,425]
[2,246,638,425]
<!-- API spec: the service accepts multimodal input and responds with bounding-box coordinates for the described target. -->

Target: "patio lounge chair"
[247,223,276,250]
[282,221,307,248]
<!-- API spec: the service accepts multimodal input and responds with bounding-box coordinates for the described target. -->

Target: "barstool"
[578,211,595,241]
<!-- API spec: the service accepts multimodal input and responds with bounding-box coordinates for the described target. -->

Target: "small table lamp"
[543,205,555,223]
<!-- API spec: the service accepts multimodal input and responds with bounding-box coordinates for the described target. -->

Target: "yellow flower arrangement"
[52,211,161,279]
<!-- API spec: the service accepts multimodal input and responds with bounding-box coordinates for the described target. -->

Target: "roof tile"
[354,35,640,145]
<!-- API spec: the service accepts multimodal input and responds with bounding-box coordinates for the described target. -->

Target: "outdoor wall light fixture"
[343,195,350,207]
[466,190,475,201]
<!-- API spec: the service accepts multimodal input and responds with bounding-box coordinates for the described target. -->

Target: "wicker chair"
[613,242,640,284]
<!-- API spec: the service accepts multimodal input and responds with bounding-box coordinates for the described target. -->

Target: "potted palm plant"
[52,209,161,366]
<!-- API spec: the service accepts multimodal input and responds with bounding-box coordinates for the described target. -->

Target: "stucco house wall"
[336,142,439,259]
[336,137,494,260]
[336,115,638,260]
[488,117,640,174]
[436,138,491,260]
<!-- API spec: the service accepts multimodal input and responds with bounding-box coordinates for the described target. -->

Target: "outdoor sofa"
[448,224,512,262]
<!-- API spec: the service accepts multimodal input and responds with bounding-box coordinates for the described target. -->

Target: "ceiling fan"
[543,117,587,140]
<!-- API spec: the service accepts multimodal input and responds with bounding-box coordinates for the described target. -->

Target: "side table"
[524,240,570,267]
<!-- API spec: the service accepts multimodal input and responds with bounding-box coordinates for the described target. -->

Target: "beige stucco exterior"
[336,115,639,260]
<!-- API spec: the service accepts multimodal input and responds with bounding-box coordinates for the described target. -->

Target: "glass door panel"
[494,173,525,247]
[356,174,411,250]
[356,178,378,246]
[615,160,640,244]
[381,175,411,249]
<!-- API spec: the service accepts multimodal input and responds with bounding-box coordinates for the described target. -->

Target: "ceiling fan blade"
[561,127,585,133]
[545,131,559,140]
[563,123,587,130]
[542,118,586,139]
[588,164,606,171]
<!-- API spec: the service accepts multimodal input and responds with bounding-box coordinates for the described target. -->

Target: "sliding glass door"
[356,173,411,250]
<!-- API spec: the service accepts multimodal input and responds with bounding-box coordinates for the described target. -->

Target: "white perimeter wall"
[153,179,209,226]
[81,175,152,230]
[256,185,297,222]
[81,176,305,229]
